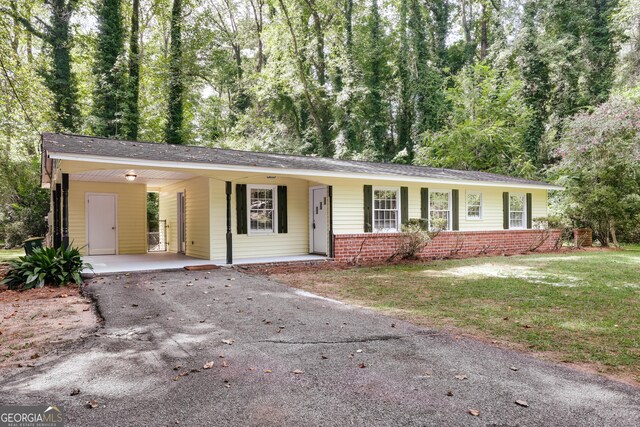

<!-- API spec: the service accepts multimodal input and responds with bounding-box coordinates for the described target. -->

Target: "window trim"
[509,192,526,230]
[465,190,483,220]
[247,184,278,235]
[429,189,452,231]
[372,186,401,233]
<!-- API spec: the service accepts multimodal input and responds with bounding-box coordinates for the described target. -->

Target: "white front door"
[312,187,328,255]
[86,193,117,255]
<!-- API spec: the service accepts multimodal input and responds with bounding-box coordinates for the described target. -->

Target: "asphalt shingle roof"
[42,133,558,188]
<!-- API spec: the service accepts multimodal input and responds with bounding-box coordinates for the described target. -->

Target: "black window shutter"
[503,192,510,230]
[236,184,247,234]
[277,185,288,233]
[420,188,429,221]
[451,189,459,231]
[400,186,409,226]
[364,185,373,232]
[526,193,532,229]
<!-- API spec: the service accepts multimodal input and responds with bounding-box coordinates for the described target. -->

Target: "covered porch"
[83,252,327,275]
[48,164,333,264]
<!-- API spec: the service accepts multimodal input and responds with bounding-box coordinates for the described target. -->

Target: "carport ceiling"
[70,169,196,186]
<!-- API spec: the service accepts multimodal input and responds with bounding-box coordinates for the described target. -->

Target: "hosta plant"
[1,246,92,290]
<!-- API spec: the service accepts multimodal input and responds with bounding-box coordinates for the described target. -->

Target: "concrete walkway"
[83,252,326,274]
[1,270,638,426]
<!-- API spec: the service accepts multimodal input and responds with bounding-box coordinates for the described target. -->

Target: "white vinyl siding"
[68,181,146,255]
[229,177,309,260]
[324,178,548,234]
[158,177,211,259]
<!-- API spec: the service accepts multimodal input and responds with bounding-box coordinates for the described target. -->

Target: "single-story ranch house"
[40,133,562,266]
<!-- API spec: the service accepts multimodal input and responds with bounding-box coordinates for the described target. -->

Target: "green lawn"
[278,246,640,382]
[0,248,24,263]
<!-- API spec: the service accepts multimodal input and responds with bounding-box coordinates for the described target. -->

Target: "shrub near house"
[2,246,90,290]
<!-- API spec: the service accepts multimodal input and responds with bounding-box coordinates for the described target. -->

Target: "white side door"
[312,187,328,255]
[86,193,117,255]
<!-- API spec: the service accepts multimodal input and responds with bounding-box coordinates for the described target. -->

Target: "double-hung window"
[373,187,399,232]
[248,185,276,233]
[466,191,482,220]
[430,190,451,230]
[509,193,526,229]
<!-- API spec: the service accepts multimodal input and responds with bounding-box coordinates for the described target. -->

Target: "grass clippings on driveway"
[271,246,640,384]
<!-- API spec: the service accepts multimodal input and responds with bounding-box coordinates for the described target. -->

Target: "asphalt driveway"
[1,269,639,426]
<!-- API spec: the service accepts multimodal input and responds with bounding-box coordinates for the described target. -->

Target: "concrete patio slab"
[83,253,327,274]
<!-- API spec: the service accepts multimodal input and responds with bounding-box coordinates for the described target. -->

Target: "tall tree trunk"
[93,0,125,137]
[249,0,264,72]
[303,0,326,87]
[165,0,184,144]
[127,0,140,140]
[7,0,84,131]
[277,0,332,156]
[480,4,488,60]
[9,0,20,56]
[396,0,412,160]
[50,0,79,132]
[609,219,619,247]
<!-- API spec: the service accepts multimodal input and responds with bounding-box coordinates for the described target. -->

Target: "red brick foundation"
[333,229,562,263]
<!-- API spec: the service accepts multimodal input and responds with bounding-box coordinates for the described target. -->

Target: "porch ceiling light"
[125,173,137,182]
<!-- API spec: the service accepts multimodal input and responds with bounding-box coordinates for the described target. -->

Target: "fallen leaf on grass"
[203,361,214,369]
[468,409,480,416]
[515,400,529,407]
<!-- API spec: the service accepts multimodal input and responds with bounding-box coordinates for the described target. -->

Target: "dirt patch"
[0,285,98,374]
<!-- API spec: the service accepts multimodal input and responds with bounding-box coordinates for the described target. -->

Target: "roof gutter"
[46,151,564,191]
